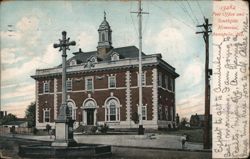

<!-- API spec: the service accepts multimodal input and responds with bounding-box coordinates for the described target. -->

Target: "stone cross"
[52,31,76,147]
[54,31,76,120]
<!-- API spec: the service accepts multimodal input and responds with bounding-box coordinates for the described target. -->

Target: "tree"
[46,124,51,135]
[0,113,17,125]
[25,102,36,128]
[180,117,188,128]
[131,112,139,124]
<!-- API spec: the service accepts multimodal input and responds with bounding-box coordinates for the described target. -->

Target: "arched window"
[84,100,96,109]
[67,101,76,120]
[106,99,120,121]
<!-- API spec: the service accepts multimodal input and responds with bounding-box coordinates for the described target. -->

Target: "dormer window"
[90,56,97,63]
[111,53,119,61]
[70,59,76,66]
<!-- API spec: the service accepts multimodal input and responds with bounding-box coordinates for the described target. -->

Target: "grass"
[161,128,212,143]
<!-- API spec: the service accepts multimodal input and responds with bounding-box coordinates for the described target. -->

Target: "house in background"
[31,14,179,130]
[0,111,7,119]
[3,120,28,128]
[190,113,212,128]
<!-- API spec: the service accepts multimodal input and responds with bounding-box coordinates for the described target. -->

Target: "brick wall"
[36,66,174,125]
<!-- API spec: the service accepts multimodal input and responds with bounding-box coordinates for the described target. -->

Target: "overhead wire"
[185,0,200,25]
[150,1,196,31]
[142,1,150,36]
[196,1,205,19]
[174,0,197,26]
[129,0,139,37]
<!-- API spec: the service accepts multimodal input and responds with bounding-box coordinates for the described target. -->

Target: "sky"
[0,0,213,119]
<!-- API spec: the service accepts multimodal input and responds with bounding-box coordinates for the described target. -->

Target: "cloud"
[1,100,33,117]
[0,31,21,40]
[148,25,187,62]
[76,31,96,51]
[176,93,204,119]
[1,48,25,64]
[0,16,41,47]
[181,60,203,88]
[1,43,60,82]
[1,84,34,100]
[16,16,39,32]
[1,81,30,89]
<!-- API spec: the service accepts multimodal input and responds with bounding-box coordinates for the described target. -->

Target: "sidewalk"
[1,133,205,151]
[74,134,204,150]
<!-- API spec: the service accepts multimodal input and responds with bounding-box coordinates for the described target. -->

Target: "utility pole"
[131,0,149,135]
[196,18,212,149]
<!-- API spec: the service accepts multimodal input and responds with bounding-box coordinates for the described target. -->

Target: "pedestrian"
[181,134,187,149]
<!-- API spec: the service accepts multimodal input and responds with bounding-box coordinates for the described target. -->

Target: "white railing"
[35,55,159,76]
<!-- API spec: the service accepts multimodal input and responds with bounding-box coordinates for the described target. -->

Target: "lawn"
[162,128,212,143]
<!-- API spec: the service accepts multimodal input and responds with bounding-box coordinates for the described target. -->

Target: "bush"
[33,127,38,135]
[99,124,109,133]
[131,112,139,124]
[91,126,97,133]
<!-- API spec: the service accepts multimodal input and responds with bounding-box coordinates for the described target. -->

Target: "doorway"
[86,109,94,125]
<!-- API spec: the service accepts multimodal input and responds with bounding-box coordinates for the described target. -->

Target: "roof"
[4,120,27,126]
[190,114,212,121]
[70,46,146,64]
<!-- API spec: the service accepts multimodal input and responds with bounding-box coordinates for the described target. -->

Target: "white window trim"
[158,104,162,120]
[85,76,94,91]
[165,107,169,121]
[108,75,116,89]
[104,97,121,122]
[43,108,50,123]
[43,81,50,94]
[138,105,147,120]
[170,107,174,121]
[165,75,168,89]
[90,56,97,63]
[111,53,119,61]
[170,78,174,92]
[66,78,73,91]
[70,59,77,66]
[158,72,162,87]
[67,100,77,120]
[137,71,146,86]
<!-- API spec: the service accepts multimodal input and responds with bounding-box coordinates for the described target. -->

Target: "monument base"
[19,143,112,158]
[138,125,144,135]
[52,118,76,147]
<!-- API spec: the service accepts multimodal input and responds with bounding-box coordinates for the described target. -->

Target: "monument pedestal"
[52,118,76,147]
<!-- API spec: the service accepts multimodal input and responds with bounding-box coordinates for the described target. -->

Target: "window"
[158,105,162,120]
[111,53,119,61]
[90,56,97,63]
[165,75,168,89]
[165,107,168,121]
[43,82,49,93]
[137,72,146,86]
[67,101,76,120]
[106,99,120,122]
[109,104,116,121]
[142,106,147,120]
[168,77,174,91]
[102,33,105,41]
[44,109,50,122]
[85,77,93,91]
[66,79,72,91]
[70,59,76,66]
[158,72,162,87]
[170,107,173,121]
[109,76,116,88]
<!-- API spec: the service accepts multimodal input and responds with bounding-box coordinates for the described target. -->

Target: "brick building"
[31,15,179,130]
